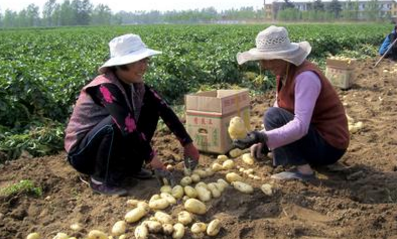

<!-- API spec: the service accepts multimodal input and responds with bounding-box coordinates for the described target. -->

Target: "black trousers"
[68,110,160,185]
[264,107,346,167]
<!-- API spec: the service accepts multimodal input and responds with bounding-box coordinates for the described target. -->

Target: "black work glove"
[233,130,268,150]
[184,157,199,175]
[250,143,270,160]
[154,168,176,187]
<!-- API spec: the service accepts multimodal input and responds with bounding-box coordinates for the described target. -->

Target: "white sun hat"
[98,34,162,73]
[236,25,311,66]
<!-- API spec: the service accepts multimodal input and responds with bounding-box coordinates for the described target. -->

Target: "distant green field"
[0,23,390,160]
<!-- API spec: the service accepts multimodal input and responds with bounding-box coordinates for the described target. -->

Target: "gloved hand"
[183,143,199,174]
[154,168,176,187]
[233,130,268,150]
[250,143,270,160]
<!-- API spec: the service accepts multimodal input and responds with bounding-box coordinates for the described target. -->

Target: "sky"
[0,0,265,13]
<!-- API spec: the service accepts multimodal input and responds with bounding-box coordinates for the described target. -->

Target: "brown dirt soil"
[1,58,397,239]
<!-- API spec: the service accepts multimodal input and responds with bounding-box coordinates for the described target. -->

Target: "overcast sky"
[0,0,265,13]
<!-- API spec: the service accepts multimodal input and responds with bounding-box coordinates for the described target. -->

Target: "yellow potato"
[222,159,235,170]
[87,230,107,239]
[207,183,221,198]
[111,221,127,236]
[190,174,201,183]
[226,172,243,183]
[206,219,221,236]
[149,198,170,210]
[180,177,193,186]
[178,211,193,225]
[125,207,148,223]
[191,222,207,234]
[193,169,208,178]
[228,116,247,140]
[162,224,174,235]
[171,185,184,199]
[160,185,173,194]
[172,223,185,239]
[53,233,68,239]
[205,168,215,176]
[216,179,229,191]
[27,232,40,239]
[216,155,228,161]
[142,220,162,233]
[119,235,127,239]
[154,211,173,224]
[195,184,212,202]
[211,163,223,172]
[229,148,244,158]
[70,223,82,231]
[184,186,198,198]
[134,225,148,239]
[260,184,273,196]
[231,181,254,194]
[184,198,207,215]
[160,192,177,205]
[241,153,254,165]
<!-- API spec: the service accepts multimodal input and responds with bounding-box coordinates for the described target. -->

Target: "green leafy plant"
[0,179,42,197]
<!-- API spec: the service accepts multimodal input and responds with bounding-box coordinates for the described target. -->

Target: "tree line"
[0,0,265,28]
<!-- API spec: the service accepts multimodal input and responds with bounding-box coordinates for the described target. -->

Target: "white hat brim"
[99,48,162,73]
[236,41,312,66]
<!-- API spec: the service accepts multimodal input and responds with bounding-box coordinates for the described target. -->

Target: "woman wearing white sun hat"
[65,34,199,195]
[234,26,349,181]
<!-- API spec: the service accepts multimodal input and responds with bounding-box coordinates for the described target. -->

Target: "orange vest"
[276,61,349,149]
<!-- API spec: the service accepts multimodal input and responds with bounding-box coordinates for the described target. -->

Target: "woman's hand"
[150,155,165,170]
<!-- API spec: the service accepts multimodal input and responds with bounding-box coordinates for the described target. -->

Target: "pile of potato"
[26,116,276,239]
[347,114,363,133]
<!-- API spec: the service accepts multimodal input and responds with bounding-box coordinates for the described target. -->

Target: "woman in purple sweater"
[234,26,349,181]
[65,34,199,195]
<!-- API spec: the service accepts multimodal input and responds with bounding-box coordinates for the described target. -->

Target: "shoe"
[90,178,128,196]
[271,168,316,181]
[131,168,153,179]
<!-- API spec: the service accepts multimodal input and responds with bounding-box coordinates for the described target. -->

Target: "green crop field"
[0,23,390,160]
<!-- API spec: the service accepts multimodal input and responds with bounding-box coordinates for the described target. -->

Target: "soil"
[1,58,397,239]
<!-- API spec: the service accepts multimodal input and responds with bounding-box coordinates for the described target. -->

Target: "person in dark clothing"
[64,34,200,195]
[379,25,397,60]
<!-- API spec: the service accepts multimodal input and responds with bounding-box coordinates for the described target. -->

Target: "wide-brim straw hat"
[236,25,311,66]
[98,34,161,73]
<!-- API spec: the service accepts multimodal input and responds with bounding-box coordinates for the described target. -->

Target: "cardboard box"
[325,58,356,89]
[185,89,250,154]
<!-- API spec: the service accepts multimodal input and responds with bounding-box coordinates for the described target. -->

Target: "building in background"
[264,0,397,21]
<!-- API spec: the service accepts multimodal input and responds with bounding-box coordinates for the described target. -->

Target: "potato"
[162,224,174,235]
[111,221,127,236]
[195,184,212,202]
[119,235,127,239]
[178,211,193,225]
[53,233,68,239]
[206,219,221,236]
[229,148,244,158]
[125,207,147,223]
[87,230,107,239]
[150,194,161,202]
[171,185,184,199]
[193,169,207,178]
[216,179,229,191]
[184,198,207,215]
[161,192,177,205]
[231,181,254,194]
[172,223,185,239]
[154,211,173,224]
[142,220,162,233]
[211,163,223,172]
[190,174,201,183]
[134,225,148,239]
[243,168,254,175]
[222,159,235,170]
[216,155,228,161]
[180,177,193,186]
[226,172,243,183]
[166,164,174,171]
[191,222,207,234]
[207,183,221,198]
[184,186,198,198]
[137,202,150,211]
[70,223,82,231]
[261,184,273,196]
[160,185,173,194]
[241,153,254,165]
[27,232,40,239]
[205,168,215,176]
[228,116,247,140]
[149,198,170,210]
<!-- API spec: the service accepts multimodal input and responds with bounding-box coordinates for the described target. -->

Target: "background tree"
[364,0,381,21]
[281,0,295,10]
[43,0,57,26]
[313,0,325,11]
[327,0,342,18]
[26,4,40,27]
[91,4,111,25]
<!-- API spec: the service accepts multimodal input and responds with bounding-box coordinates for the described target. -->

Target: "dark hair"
[109,64,129,72]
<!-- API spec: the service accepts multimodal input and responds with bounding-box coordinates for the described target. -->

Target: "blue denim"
[264,107,346,167]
